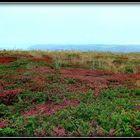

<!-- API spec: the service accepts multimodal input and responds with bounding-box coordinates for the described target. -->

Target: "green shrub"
[132,89,140,96]
[0,127,18,137]
[0,104,11,118]
[124,66,134,74]
[6,59,30,70]
[64,78,76,84]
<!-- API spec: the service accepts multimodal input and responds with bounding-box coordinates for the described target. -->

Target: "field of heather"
[0,50,140,137]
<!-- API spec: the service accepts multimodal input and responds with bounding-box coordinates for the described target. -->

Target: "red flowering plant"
[0,119,8,128]
[0,56,17,64]
[0,88,23,105]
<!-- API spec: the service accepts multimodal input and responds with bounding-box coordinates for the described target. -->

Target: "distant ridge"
[29,44,140,53]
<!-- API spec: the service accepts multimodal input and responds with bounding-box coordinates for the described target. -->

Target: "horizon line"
[2,43,140,45]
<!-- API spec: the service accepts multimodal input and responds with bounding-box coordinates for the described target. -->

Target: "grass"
[0,50,140,137]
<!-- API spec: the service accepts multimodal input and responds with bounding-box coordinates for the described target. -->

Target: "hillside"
[29,44,140,53]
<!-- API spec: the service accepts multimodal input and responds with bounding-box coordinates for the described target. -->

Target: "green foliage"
[0,127,18,137]
[64,77,76,84]
[50,62,61,70]
[0,64,6,71]
[6,84,18,90]
[31,92,49,103]
[124,66,135,74]
[60,63,69,67]
[79,90,95,103]
[0,51,140,137]
[1,86,139,136]
[132,89,140,96]
[24,118,38,136]
[6,59,30,70]
[46,74,61,82]
[0,104,11,118]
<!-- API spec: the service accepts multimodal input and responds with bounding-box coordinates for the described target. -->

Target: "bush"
[124,66,134,74]
[0,127,18,137]
[0,104,11,118]
[132,89,140,96]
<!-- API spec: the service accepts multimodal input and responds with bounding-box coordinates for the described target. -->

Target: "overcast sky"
[0,4,140,49]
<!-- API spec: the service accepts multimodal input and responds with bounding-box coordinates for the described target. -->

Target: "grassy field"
[0,50,140,137]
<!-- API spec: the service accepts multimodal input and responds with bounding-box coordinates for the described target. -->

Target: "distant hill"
[29,44,140,53]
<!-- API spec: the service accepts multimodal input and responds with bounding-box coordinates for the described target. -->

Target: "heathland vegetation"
[0,50,140,137]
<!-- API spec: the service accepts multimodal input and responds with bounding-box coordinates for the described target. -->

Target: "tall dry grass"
[0,49,140,73]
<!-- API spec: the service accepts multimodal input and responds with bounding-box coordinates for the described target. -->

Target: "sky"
[0,4,140,49]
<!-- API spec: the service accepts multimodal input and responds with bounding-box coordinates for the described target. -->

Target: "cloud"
[0,4,140,47]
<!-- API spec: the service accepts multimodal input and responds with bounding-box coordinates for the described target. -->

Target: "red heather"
[109,128,114,136]
[96,125,103,136]
[22,100,79,117]
[0,56,17,64]
[0,120,8,128]
[0,88,22,97]
[53,126,65,136]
